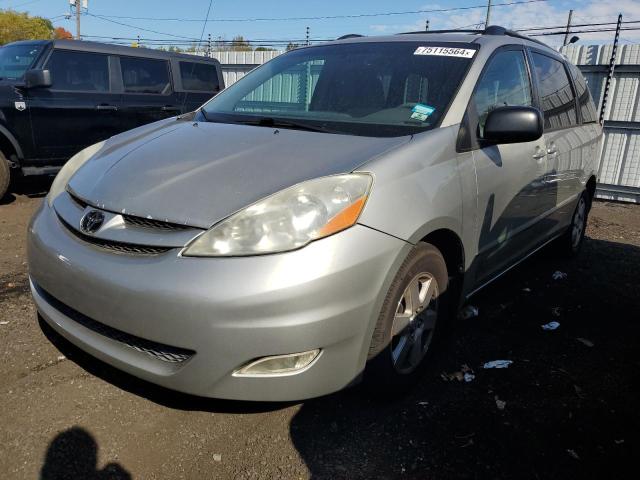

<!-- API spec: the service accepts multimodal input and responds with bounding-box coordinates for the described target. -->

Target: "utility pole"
[563,10,574,46]
[305,26,310,46]
[485,0,492,28]
[425,19,430,31]
[71,0,87,40]
[75,0,81,39]
[599,14,623,125]
[207,33,212,57]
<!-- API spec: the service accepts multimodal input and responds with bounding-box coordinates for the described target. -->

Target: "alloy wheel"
[391,272,438,374]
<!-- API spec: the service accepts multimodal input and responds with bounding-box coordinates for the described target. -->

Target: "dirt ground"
[1,179,639,480]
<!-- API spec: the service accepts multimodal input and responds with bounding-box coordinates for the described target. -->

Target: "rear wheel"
[365,242,449,394]
[0,151,11,200]
[555,191,589,257]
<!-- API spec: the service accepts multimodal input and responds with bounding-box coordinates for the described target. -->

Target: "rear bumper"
[28,202,410,401]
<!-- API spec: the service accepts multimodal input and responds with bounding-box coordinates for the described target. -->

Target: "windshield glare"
[0,44,43,80]
[201,42,476,137]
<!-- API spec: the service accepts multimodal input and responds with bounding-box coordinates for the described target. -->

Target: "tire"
[364,242,450,394]
[0,151,10,201]
[555,191,589,257]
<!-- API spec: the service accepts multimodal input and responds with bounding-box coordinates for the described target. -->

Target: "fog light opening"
[233,349,321,377]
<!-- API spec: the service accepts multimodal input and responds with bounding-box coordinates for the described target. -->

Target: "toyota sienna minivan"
[28,27,602,401]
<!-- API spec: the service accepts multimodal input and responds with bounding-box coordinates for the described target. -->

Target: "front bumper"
[28,202,410,401]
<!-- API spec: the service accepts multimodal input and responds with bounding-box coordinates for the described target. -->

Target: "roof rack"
[399,29,482,35]
[396,25,551,49]
[336,34,364,40]
[484,25,550,48]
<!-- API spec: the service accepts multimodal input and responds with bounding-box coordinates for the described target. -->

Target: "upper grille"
[123,214,190,231]
[68,191,89,209]
[58,215,173,255]
[35,283,195,364]
[68,190,191,232]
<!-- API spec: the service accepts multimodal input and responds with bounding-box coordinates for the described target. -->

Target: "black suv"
[0,40,224,198]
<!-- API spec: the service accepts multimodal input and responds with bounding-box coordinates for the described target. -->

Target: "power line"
[87,0,549,23]
[86,12,202,41]
[516,19,640,32]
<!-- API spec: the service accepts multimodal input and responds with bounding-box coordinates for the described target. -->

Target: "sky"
[2,0,640,48]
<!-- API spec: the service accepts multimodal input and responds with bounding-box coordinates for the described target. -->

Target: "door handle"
[547,148,558,155]
[532,151,546,160]
[161,106,181,112]
[95,104,118,111]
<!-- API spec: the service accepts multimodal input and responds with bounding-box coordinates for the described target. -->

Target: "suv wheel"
[0,151,11,200]
[365,242,449,394]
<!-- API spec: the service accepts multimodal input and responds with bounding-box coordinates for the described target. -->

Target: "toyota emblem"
[80,210,105,234]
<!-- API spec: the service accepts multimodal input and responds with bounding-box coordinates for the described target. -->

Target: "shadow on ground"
[37,236,640,479]
[40,427,131,480]
[289,237,640,479]
[1,175,53,205]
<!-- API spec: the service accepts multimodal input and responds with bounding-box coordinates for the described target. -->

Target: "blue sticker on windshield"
[410,103,435,122]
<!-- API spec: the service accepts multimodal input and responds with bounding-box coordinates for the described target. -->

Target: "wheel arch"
[586,175,597,208]
[0,124,24,163]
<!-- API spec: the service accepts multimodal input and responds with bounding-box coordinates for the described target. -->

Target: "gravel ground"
[1,180,639,480]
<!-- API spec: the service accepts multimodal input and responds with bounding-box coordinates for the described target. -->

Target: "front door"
[468,47,550,285]
[28,49,121,165]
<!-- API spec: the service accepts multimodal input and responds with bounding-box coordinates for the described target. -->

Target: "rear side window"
[179,62,220,92]
[120,57,171,94]
[531,53,578,130]
[567,63,598,124]
[472,50,532,137]
[47,50,109,92]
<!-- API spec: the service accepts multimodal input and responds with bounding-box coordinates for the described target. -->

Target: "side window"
[531,52,578,130]
[179,62,220,92]
[473,50,532,137]
[120,57,171,94]
[568,63,598,124]
[47,50,109,92]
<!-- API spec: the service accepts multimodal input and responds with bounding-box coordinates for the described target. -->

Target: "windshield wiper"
[235,117,332,133]
[199,107,210,121]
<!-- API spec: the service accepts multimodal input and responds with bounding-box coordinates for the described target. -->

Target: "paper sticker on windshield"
[414,46,476,58]
[410,103,435,122]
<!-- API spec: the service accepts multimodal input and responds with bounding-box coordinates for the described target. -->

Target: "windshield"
[0,44,44,80]
[200,42,477,137]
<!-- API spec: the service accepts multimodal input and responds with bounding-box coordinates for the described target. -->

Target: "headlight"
[183,173,373,256]
[47,141,106,207]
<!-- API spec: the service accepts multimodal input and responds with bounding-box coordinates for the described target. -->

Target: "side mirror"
[483,106,543,144]
[24,69,52,89]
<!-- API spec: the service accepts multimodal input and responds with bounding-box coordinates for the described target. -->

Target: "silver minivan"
[28,27,601,401]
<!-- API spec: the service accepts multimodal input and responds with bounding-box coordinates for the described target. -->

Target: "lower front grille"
[57,215,173,255]
[35,284,195,364]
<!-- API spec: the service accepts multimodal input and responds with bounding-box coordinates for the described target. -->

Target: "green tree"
[0,10,55,45]
[230,36,252,51]
[286,42,300,51]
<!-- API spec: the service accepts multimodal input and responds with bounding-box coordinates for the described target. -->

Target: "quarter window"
[120,57,171,94]
[472,50,532,137]
[179,62,220,92]
[531,53,578,129]
[47,50,109,92]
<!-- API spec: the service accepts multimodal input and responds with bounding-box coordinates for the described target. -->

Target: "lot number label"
[414,47,476,58]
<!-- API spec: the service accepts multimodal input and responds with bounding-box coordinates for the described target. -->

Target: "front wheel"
[0,151,10,201]
[365,242,449,394]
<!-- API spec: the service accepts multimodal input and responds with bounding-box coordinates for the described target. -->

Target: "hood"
[68,119,410,229]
